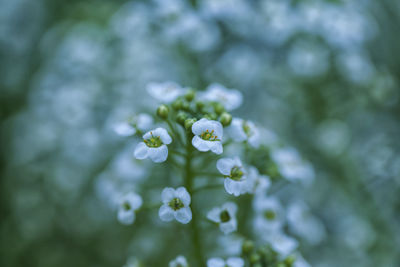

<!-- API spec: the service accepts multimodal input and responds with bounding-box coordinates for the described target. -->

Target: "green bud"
[184,118,197,130]
[196,101,205,110]
[181,101,190,111]
[284,255,296,265]
[250,253,261,264]
[242,240,254,254]
[156,104,169,119]
[176,111,188,125]
[185,89,196,101]
[214,102,225,115]
[172,99,183,110]
[219,112,232,126]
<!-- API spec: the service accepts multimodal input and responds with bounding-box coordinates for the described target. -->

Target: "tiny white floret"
[229,118,260,148]
[159,187,192,224]
[216,157,247,196]
[147,81,186,103]
[134,128,172,163]
[117,192,143,225]
[200,83,243,111]
[192,118,223,154]
[207,202,238,234]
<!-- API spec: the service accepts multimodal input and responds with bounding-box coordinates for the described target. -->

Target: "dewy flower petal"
[146,81,185,103]
[200,83,243,111]
[191,118,223,154]
[159,187,192,224]
[134,128,172,163]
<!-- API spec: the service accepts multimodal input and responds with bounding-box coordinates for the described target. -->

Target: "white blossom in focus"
[207,202,238,234]
[134,128,172,163]
[159,187,192,224]
[192,118,223,154]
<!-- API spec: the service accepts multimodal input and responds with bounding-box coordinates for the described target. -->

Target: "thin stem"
[184,132,205,267]
[169,149,186,157]
[193,183,223,194]
[194,171,222,178]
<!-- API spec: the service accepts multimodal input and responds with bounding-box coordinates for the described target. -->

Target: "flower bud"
[176,111,188,125]
[242,240,254,254]
[219,112,232,126]
[195,101,205,110]
[156,105,169,119]
[185,89,196,102]
[214,102,225,115]
[184,118,197,130]
[172,99,183,110]
[181,101,190,111]
[250,253,261,264]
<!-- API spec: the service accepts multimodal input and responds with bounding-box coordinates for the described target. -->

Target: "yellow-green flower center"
[122,202,131,211]
[200,129,220,141]
[228,166,244,181]
[168,198,184,211]
[220,210,231,223]
[264,209,276,221]
[144,133,163,148]
[242,121,252,137]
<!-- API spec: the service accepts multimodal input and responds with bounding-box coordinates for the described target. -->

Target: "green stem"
[184,132,205,267]
[193,183,223,194]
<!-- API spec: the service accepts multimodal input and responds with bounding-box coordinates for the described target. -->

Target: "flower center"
[168,198,184,211]
[122,202,131,211]
[144,133,163,148]
[242,121,252,137]
[200,129,220,141]
[220,210,231,223]
[264,209,276,221]
[229,166,244,181]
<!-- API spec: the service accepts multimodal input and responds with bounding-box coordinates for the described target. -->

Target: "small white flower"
[200,83,243,111]
[159,187,192,224]
[134,128,172,163]
[207,202,238,234]
[253,196,284,233]
[113,113,153,136]
[266,232,298,259]
[146,81,186,103]
[207,257,244,267]
[217,157,247,196]
[271,147,315,184]
[243,166,271,195]
[169,255,189,267]
[229,118,260,148]
[192,118,223,154]
[117,192,143,225]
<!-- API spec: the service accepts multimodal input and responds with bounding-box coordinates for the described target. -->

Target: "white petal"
[207,258,225,267]
[222,202,238,215]
[114,122,136,136]
[148,145,168,163]
[134,142,149,160]
[191,118,210,135]
[220,219,237,234]
[159,204,174,222]
[248,132,260,148]
[153,127,172,144]
[175,187,191,206]
[192,136,210,152]
[118,209,135,225]
[211,120,223,139]
[210,141,223,155]
[207,207,222,223]
[161,187,176,203]
[229,118,247,142]
[226,257,244,267]
[216,158,234,175]
[175,207,192,224]
[126,193,143,210]
[224,179,244,197]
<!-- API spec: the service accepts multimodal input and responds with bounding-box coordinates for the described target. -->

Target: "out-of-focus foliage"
[1,0,400,266]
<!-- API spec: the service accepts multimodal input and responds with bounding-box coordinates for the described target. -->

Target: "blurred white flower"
[134,128,172,163]
[117,192,143,225]
[169,255,189,267]
[207,257,244,267]
[146,81,186,103]
[207,202,238,234]
[217,157,247,196]
[253,196,284,233]
[159,187,192,224]
[229,118,260,148]
[192,118,223,154]
[200,83,243,111]
[243,166,271,195]
[271,147,315,184]
[114,113,153,136]
[266,232,298,259]
[293,253,311,267]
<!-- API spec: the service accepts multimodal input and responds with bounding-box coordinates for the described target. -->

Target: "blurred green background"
[1,0,400,266]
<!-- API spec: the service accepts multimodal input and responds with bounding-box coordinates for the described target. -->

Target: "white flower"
[169,255,189,267]
[271,147,315,184]
[243,166,271,195]
[146,81,186,103]
[207,202,238,234]
[217,157,247,196]
[253,196,284,233]
[192,118,223,154]
[200,83,243,111]
[117,192,143,225]
[266,232,298,259]
[207,257,244,267]
[134,128,172,163]
[113,113,153,136]
[229,118,260,148]
[159,187,192,224]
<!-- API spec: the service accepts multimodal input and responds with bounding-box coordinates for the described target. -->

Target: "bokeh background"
[1,0,400,266]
